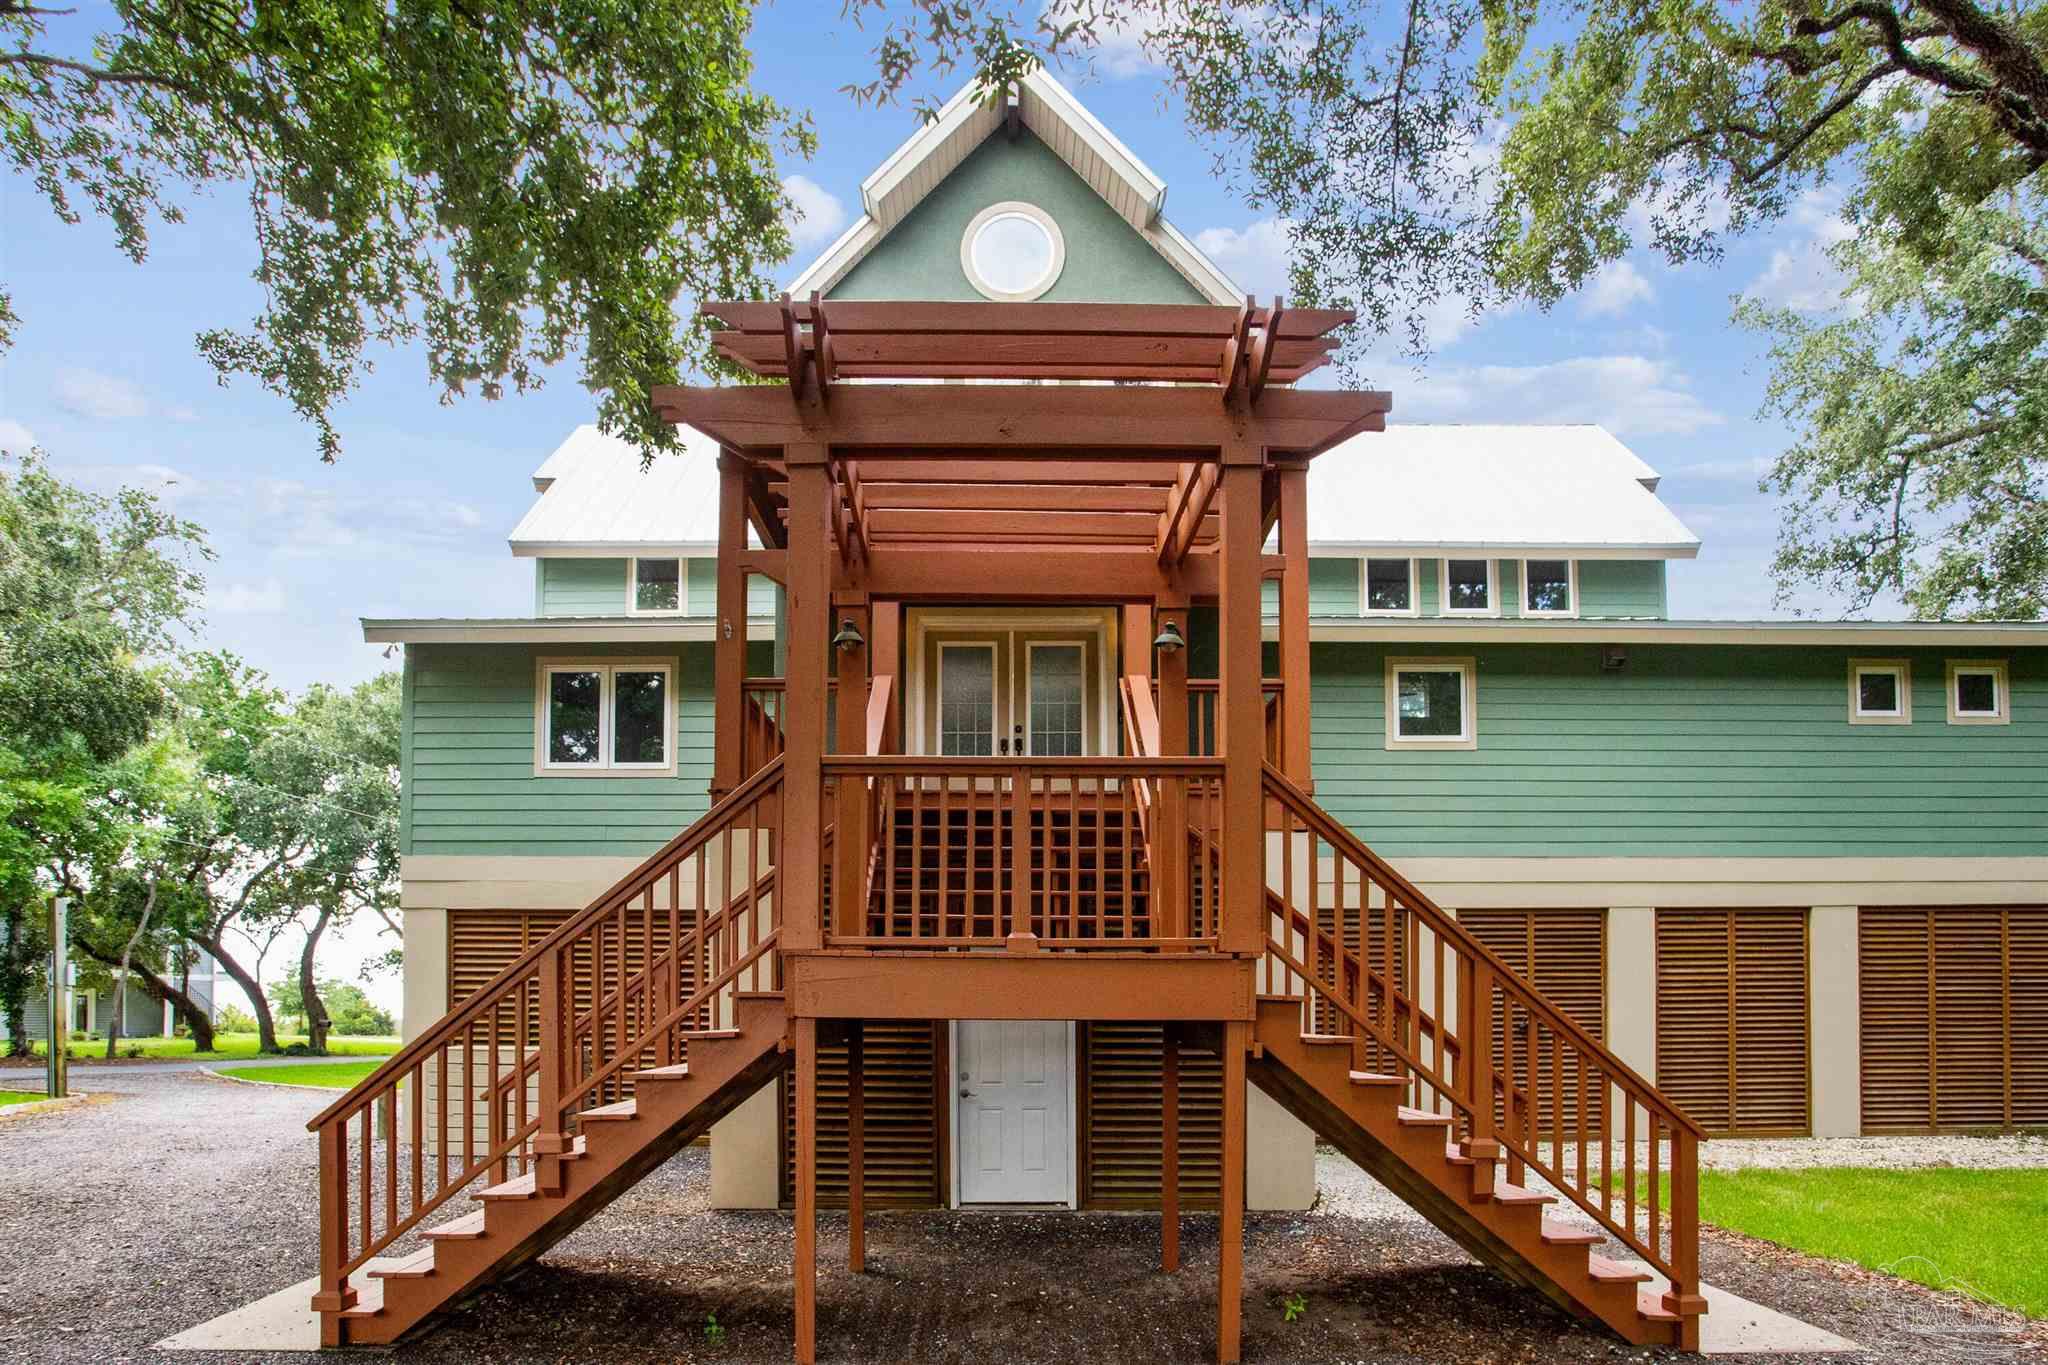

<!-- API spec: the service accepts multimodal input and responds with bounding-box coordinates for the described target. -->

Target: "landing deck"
[786,950,1257,1021]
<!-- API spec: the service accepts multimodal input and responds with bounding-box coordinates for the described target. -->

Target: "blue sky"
[0,5,1859,700]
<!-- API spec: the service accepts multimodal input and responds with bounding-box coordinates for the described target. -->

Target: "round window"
[961,201,1066,301]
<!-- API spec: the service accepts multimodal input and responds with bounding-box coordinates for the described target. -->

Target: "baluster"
[1624,1093,1638,1242]
[1008,765,1031,949]
[488,1002,503,1182]
[937,776,952,939]
[384,1090,399,1233]
[910,775,925,940]
[1648,1113,1662,1258]
[1665,1124,1704,1344]
[358,1105,372,1257]
[410,1064,424,1210]
[536,946,567,1194]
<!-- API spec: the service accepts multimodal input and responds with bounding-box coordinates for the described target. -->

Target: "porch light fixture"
[1153,620,1186,654]
[832,618,865,652]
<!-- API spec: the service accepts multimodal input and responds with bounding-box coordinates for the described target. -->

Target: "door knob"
[959,1086,976,1097]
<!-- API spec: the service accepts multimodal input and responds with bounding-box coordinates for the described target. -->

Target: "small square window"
[1946,660,2008,725]
[1523,559,1575,616]
[1385,657,1477,749]
[1443,560,1493,614]
[631,557,682,613]
[1364,558,1414,614]
[1848,659,1910,725]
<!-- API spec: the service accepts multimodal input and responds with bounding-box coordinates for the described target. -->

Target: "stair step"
[1540,1218,1603,1246]
[1348,1071,1404,1087]
[1490,1181,1558,1207]
[682,1029,741,1041]
[368,1247,437,1281]
[1588,1255,1653,1285]
[339,1280,386,1318]
[629,1063,691,1080]
[422,1211,486,1241]
[475,1172,536,1201]
[1636,1287,1680,1322]
[1299,1033,1354,1047]
[1395,1107,1455,1128]
[1441,1142,1503,1166]
[580,1099,637,1121]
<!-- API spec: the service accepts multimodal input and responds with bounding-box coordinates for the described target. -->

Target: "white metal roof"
[786,68,1241,304]
[508,424,725,555]
[1306,424,1701,558]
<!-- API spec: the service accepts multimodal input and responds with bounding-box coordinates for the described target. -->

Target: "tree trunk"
[1,904,37,1057]
[195,931,281,1053]
[107,883,159,1060]
[298,905,335,1056]
[76,943,215,1052]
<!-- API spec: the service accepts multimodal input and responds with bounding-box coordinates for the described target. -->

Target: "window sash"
[539,662,674,772]
[628,557,685,615]
[610,669,671,767]
[1362,557,1416,615]
[1953,669,2001,715]
[1442,559,1494,614]
[1854,669,1903,717]
[543,668,605,767]
[1393,666,1470,741]
[1522,559,1575,616]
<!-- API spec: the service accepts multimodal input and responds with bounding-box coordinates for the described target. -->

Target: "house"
[319,71,2047,1360]
[1,943,223,1044]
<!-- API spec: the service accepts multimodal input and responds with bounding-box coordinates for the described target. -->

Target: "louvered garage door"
[1081,1023,1223,1209]
[781,1022,943,1209]
[1860,907,2048,1132]
[1655,909,1810,1136]
[1461,910,1606,1130]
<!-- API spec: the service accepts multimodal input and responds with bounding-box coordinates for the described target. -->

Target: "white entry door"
[957,1020,1072,1204]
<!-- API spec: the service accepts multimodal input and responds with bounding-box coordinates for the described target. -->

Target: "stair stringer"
[340,993,790,1345]
[1250,1000,1681,1349]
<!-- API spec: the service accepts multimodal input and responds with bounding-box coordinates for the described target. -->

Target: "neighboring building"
[331,67,2044,1358]
[2,944,223,1043]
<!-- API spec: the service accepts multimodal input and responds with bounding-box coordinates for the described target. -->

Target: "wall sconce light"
[1153,619,1186,654]
[1602,645,1627,672]
[832,618,866,652]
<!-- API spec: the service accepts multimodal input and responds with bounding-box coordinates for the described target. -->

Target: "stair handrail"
[1259,763,1704,1306]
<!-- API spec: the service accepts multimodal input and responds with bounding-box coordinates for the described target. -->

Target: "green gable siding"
[1579,560,1667,618]
[1416,559,1440,615]
[1310,642,2047,858]
[1311,558,1361,615]
[829,130,1207,304]
[537,558,627,616]
[1498,561,1521,619]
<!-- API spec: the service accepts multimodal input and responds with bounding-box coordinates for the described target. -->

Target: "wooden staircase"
[336,995,786,1344]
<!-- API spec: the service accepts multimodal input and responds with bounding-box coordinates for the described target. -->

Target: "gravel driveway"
[1,1071,2040,1363]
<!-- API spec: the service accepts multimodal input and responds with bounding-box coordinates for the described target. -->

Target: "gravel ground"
[1,1071,2042,1364]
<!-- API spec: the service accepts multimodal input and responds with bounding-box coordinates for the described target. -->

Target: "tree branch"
[0,51,200,98]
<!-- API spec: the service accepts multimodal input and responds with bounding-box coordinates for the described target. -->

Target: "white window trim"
[1945,658,2010,726]
[533,657,678,776]
[960,201,1067,303]
[625,556,687,617]
[1519,558,1579,619]
[1384,656,1478,751]
[1438,559,1499,618]
[1847,658,1911,726]
[1359,556,1420,618]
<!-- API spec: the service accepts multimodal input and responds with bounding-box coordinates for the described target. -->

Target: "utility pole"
[46,896,68,1099]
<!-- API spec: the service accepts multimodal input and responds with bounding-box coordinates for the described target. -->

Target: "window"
[628,557,683,614]
[1522,559,1576,617]
[1385,657,1477,750]
[536,660,675,774]
[1363,557,1417,615]
[961,201,1066,302]
[1847,659,1910,725]
[1946,660,2009,726]
[1441,559,1495,615]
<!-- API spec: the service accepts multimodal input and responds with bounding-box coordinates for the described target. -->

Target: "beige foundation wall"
[1247,1081,1316,1210]
[1807,906,1862,1138]
[711,1080,783,1209]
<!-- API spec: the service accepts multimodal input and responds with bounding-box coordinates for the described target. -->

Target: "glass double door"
[914,616,1106,758]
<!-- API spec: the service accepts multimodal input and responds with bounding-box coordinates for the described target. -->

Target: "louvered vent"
[1461,909,1606,1131]
[1655,908,1810,1136]
[781,1022,942,1209]
[1081,1023,1222,1209]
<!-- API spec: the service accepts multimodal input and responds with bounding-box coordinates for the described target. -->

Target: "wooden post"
[795,1015,819,1364]
[532,945,569,1194]
[782,448,831,955]
[1157,606,1189,755]
[1664,1126,1706,1350]
[311,1119,357,1343]
[1161,1023,1180,1273]
[714,450,750,797]
[1459,957,1500,1198]
[1217,454,1265,956]
[1007,765,1037,951]
[1155,605,1189,938]
[1218,1018,1248,1364]
[847,1020,866,1273]
[833,600,870,939]
[1276,463,1312,786]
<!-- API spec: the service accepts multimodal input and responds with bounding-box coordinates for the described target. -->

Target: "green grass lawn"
[1625,1166,2048,1318]
[0,1090,48,1107]
[216,1060,385,1089]
[24,1031,400,1061]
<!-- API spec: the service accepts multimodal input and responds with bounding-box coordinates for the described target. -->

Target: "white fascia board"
[1302,619,2048,647]
[862,78,989,218]
[510,540,720,559]
[785,216,881,298]
[1147,219,1243,305]
[362,616,778,645]
[1308,542,1701,560]
[1021,69,1167,225]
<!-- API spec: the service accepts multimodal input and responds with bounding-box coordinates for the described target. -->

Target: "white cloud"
[782,175,848,252]
[212,580,287,615]
[1045,0,1162,78]
[0,418,35,453]
[1577,260,1654,319]
[447,501,483,528]
[1194,216,1296,302]
[53,367,151,421]
[1743,188,1857,313]
[1388,354,1721,436]
[1674,454,1772,482]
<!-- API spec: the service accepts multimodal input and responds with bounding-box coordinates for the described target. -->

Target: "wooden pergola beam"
[837,546,1278,601]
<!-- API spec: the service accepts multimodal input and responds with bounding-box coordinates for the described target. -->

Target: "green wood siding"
[404,643,718,857]
[1310,642,2048,858]
[537,558,627,616]
[1579,560,1667,618]
[829,130,1207,304]
[1417,559,1440,615]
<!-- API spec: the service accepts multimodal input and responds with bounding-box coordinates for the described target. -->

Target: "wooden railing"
[1257,765,1702,1301]
[1179,679,1284,764]
[822,755,1223,950]
[306,758,786,1315]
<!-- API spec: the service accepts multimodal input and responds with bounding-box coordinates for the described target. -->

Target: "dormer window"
[1522,559,1576,617]
[1363,558,1416,615]
[1441,559,1495,615]
[630,557,682,614]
